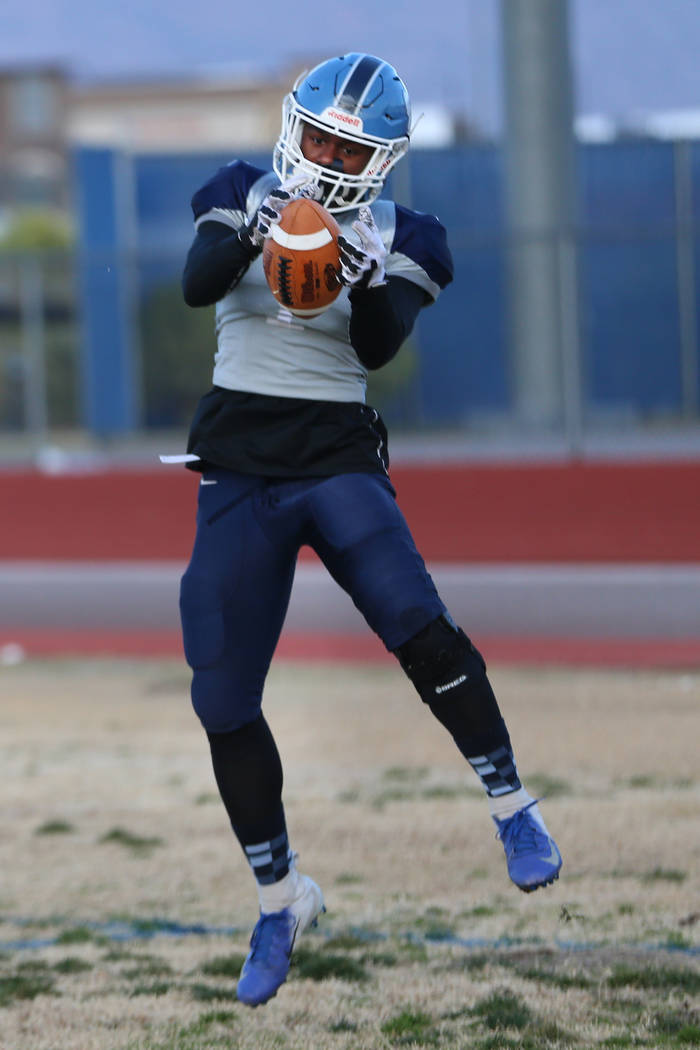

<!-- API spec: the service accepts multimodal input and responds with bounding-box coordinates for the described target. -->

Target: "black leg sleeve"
[207,714,286,847]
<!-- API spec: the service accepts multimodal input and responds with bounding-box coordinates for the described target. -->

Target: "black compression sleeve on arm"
[348,276,428,370]
[182,221,256,307]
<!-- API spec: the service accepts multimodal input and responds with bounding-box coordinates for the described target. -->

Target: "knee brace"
[395,614,508,749]
[396,614,486,700]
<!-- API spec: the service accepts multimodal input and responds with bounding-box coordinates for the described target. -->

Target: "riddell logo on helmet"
[323,108,363,131]
[367,157,393,177]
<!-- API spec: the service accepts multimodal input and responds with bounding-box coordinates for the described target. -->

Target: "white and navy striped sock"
[244,831,291,886]
[467,744,522,797]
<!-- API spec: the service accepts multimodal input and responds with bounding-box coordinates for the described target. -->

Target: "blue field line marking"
[0,917,240,952]
[0,917,697,957]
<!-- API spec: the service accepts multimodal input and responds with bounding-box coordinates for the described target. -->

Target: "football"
[262,197,342,317]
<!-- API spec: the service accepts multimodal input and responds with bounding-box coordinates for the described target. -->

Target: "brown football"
[262,197,342,317]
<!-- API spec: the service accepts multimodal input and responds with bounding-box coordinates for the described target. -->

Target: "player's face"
[300,124,373,175]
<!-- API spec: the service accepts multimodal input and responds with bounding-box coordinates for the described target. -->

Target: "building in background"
[0,65,71,213]
[67,71,285,154]
[0,62,462,218]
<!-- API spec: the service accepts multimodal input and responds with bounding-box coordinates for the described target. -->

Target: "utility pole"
[501,0,580,436]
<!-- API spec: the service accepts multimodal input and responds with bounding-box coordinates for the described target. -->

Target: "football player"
[179,52,562,1007]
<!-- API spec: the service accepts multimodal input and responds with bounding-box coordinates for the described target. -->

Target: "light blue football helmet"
[273,53,411,213]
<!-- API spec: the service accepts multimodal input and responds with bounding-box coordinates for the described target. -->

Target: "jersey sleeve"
[385,204,454,303]
[191,160,269,232]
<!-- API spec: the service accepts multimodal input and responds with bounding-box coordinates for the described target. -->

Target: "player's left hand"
[338,207,387,290]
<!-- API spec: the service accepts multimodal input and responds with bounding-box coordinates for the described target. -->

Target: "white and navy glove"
[238,173,320,255]
[337,206,388,290]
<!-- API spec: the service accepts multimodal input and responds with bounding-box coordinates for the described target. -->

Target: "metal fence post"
[501,0,578,430]
[20,255,49,448]
[558,232,584,457]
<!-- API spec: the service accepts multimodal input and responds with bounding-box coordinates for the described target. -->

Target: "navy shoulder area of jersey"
[191,160,268,222]
[392,205,454,290]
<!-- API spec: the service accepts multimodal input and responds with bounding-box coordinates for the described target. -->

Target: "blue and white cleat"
[494,801,562,893]
[236,874,324,1006]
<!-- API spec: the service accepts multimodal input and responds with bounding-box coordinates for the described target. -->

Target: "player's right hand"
[238,174,320,255]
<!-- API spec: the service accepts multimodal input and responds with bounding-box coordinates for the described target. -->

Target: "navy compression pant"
[179,468,445,732]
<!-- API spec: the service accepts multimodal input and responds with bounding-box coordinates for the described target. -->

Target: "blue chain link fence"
[1,139,699,453]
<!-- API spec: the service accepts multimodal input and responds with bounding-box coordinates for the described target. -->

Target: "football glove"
[238,174,319,255]
[337,207,388,290]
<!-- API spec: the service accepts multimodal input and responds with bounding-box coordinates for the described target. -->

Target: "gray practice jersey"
[191,162,450,403]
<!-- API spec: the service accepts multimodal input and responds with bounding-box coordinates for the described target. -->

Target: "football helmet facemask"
[273,53,411,214]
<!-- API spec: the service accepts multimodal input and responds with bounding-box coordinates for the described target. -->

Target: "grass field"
[1,658,698,1049]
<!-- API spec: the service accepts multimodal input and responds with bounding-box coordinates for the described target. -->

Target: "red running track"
[2,460,700,563]
[3,460,699,667]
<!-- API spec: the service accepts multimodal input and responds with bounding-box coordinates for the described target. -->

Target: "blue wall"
[578,142,685,414]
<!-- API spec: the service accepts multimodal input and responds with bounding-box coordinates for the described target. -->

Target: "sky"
[1,0,700,135]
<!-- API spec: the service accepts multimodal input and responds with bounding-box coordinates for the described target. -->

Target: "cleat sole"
[309,904,327,930]
[517,871,560,893]
[239,987,279,1008]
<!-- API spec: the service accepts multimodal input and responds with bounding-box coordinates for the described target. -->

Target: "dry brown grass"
[0,658,698,1049]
